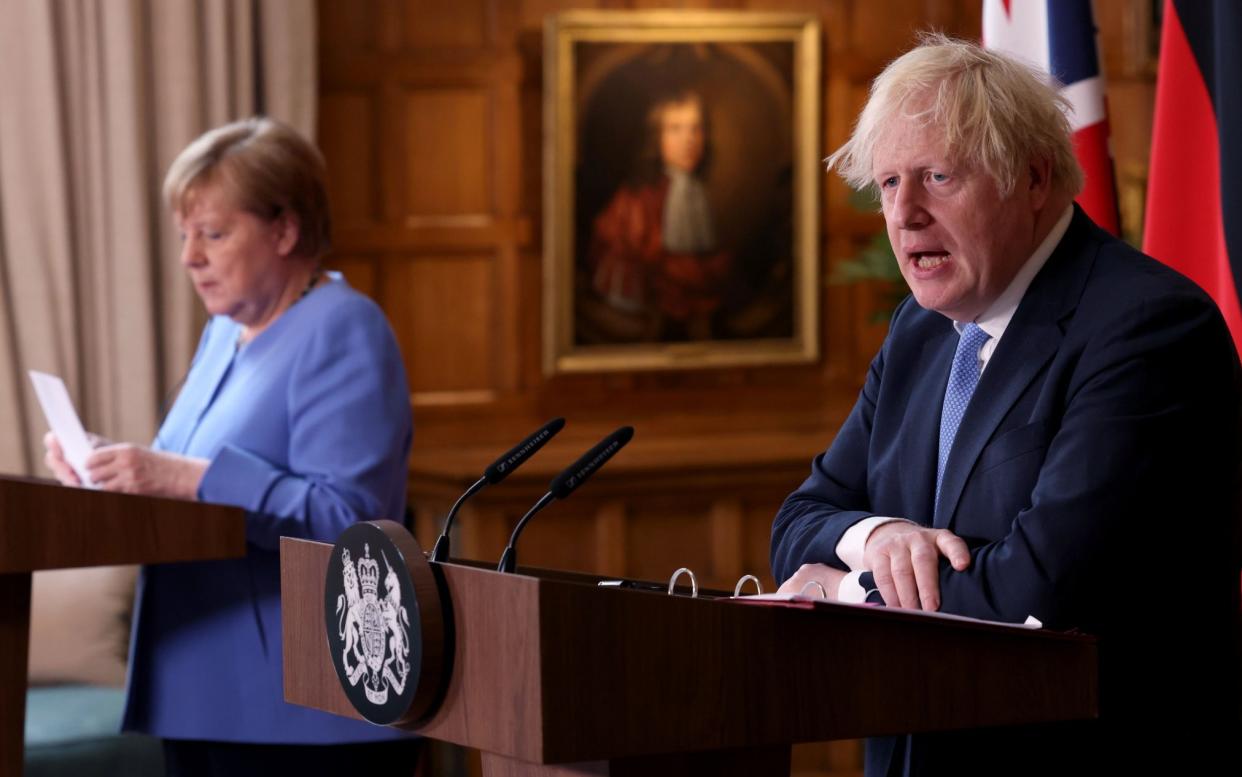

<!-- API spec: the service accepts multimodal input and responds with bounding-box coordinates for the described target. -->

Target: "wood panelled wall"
[317,2,1155,773]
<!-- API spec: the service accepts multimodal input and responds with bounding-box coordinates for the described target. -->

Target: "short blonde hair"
[163,117,331,260]
[827,33,1083,198]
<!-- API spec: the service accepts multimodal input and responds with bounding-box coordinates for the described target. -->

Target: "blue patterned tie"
[936,323,991,514]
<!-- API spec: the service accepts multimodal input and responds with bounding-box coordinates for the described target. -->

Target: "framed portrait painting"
[543,11,821,373]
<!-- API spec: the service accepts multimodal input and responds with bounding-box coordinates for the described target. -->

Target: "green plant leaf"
[828,190,911,322]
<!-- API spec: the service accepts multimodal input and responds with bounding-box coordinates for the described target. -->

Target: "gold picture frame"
[543,11,821,374]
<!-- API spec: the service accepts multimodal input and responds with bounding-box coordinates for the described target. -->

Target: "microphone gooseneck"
[430,417,566,563]
[496,492,555,573]
[497,426,634,573]
[429,476,486,562]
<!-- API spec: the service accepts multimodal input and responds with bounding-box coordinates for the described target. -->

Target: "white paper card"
[28,370,97,488]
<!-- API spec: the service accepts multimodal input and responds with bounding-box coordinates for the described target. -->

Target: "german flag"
[1144,0,1242,354]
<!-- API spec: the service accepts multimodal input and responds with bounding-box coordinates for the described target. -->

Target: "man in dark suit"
[770,35,1240,776]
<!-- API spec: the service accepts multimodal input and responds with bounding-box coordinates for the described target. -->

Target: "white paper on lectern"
[28,370,97,488]
[732,592,1043,630]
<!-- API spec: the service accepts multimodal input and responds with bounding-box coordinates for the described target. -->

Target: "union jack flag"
[982,0,1120,235]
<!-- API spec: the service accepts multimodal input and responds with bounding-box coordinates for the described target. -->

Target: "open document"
[28,370,97,488]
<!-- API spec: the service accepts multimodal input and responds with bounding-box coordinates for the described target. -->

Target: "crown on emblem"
[358,542,380,598]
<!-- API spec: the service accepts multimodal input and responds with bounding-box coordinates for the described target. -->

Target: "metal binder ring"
[667,567,699,598]
[733,574,762,597]
[799,581,828,599]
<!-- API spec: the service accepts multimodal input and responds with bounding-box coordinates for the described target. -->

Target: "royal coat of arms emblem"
[335,542,411,705]
[324,520,448,726]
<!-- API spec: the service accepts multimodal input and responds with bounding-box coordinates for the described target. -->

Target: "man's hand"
[776,563,848,600]
[86,444,209,500]
[863,522,971,610]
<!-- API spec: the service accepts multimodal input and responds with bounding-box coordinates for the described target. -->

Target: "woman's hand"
[85,444,209,500]
[43,431,82,486]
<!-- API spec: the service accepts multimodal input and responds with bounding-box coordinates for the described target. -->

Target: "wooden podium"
[0,475,245,777]
[281,535,1098,777]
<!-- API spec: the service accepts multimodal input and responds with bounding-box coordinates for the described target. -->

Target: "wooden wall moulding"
[542,11,822,374]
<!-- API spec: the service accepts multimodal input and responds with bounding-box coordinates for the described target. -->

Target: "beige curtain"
[0,0,316,475]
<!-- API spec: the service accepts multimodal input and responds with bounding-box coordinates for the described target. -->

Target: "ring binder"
[733,574,762,596]
[667,567,699,598]
[799,580,828,599]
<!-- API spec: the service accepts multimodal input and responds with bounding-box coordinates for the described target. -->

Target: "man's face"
[659,100,705,173]
[871,110,1044,322]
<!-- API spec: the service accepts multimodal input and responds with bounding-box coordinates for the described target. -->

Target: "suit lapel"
[900,325,956,526]
[934,208,1099,530]
[933,314,1060,529]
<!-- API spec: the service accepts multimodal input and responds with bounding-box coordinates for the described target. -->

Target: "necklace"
[298,266,324,301]
[236,266,325,347]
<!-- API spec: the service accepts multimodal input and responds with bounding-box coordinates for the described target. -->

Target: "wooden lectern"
[0,475,245,777]
[281,535,1098,777]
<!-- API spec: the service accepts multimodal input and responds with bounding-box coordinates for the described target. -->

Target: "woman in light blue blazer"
[45,118,417,776]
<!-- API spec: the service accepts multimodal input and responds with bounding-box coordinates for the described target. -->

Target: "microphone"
[497,426,634,573]
[430,417,565,562]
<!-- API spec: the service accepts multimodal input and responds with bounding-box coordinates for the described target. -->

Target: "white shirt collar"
[953,205,1074,363]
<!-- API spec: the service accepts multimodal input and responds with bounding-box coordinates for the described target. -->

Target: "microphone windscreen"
[483,417,566,484]
[548,426,634,500]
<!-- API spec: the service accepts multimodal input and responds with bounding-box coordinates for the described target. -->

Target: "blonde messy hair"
[163,117,331,260]
[826,33,1084,198]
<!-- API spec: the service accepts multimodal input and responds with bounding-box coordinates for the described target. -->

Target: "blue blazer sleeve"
[196,297,413,549]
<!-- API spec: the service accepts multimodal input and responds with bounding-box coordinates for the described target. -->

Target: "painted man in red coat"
[588,90,731,341]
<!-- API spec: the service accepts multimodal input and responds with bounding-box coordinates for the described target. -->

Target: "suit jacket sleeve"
[196,299,413,549]
[769,300,914,584]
